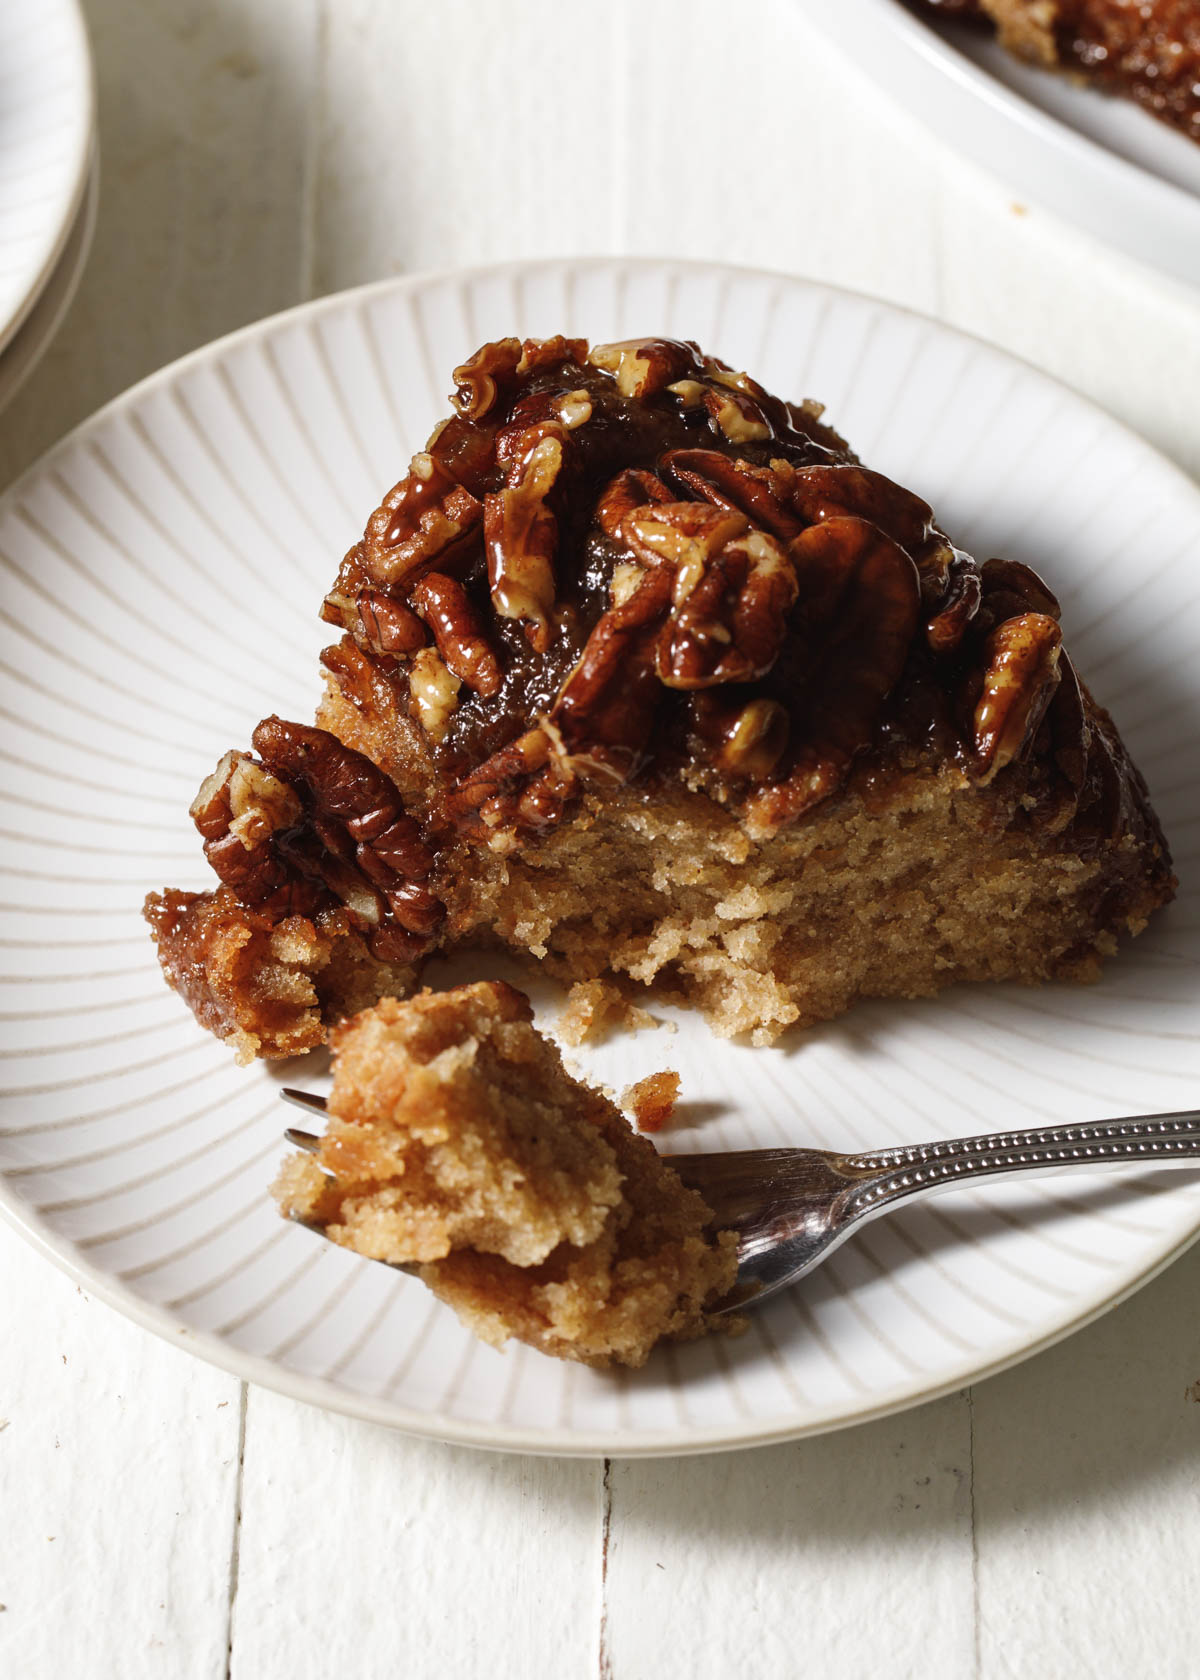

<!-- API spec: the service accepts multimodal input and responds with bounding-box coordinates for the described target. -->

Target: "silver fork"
[279,1090,1200,1312]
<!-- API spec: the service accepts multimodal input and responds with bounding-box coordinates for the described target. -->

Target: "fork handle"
[839,1109,1200,1217]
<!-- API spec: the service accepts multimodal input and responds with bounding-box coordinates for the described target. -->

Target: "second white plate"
[0,149,97,415]
[0,0,94,353]
[1,257,1198,1455]
[805,0,1200,289]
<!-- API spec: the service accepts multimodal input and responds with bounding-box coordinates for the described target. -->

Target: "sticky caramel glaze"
[327,349,850,778]
[915,0,1200,142]
[322,340,963,834]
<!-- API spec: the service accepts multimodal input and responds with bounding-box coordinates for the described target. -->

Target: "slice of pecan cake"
[145,335,1175,1060]
[915,0,1200,144]
[273,981,738,1367]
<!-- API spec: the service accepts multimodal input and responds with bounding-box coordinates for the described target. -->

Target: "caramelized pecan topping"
[183,334,1111,940]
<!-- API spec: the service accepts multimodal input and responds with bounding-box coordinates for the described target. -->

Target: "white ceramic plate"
[1,257,1198,1457]
[0,0,94,355]
[0,149,97,415]
[804,0,1200,289]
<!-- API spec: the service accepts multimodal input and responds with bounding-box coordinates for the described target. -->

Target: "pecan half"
[484,430,564,651]
[190,752,301,905]
[191,750,300,847]
[979,557,1061,628]
[410,571,503,697]
[250,718,443,946]
[516,335,588,376]
[745,517,921,835]
[701,379,772,445]
[654,524,798,690]
[785,464,935,554]
[452,338,522,421]
[441,724,575,839]
[971,612,1062,783]
[552,566,676,773]
[662,450,803,542]
[596,468,674,539]
[361,456,484,591]
[588,338,699,400]
[620,501,749,572]
[355,588,428,656]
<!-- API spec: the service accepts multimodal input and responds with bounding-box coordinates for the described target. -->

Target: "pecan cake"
[145,334,1174,1060]
[915,0,1200,143]
[273,982,738,1367]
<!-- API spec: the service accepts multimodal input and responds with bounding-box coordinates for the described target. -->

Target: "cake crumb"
[622,1070,681,1134]
[557,978,660,1047]
[273,983,738,1367]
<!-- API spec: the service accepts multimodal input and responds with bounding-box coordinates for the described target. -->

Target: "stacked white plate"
[0,0,96,412]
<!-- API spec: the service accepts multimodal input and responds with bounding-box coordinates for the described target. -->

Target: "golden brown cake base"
[273,983,739,1368]
[144,887,419,1065]
[314,678,1172,1048]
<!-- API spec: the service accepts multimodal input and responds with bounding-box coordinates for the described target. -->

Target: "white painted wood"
[4,0,1200,1675]
[0,1220,242,1680]
[228,1387,602,1680]
[932,150,1200,482]
[604,1395,975,1680]
[973,1240,1200,1679]
[312,0,944,313]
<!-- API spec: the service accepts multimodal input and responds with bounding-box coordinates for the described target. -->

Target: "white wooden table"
[3,3,1199,1675]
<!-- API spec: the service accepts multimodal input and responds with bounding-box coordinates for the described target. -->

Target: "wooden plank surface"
[2,1,1199,1676]
[0,1220,243,1679]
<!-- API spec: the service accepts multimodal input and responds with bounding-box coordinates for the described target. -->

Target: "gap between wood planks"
[224,1383,250,1680]
[598,1457,614,1680]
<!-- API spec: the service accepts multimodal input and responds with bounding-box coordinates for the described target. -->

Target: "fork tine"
[280,1087,328,1115]
[284,1127,324,1154]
